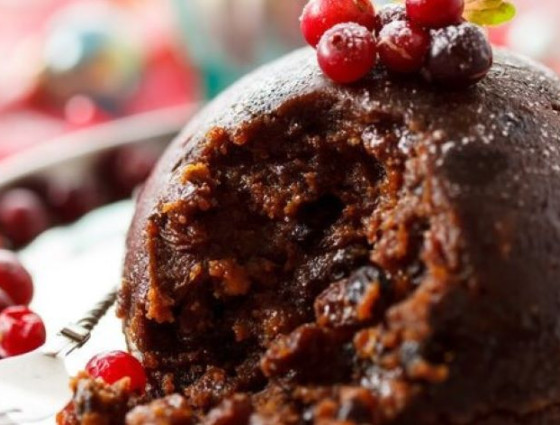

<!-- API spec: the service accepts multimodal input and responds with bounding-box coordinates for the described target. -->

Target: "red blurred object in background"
[0,189,51,247]
[0,0,199,162]
[96,145,161,199]
[46,177,108,224]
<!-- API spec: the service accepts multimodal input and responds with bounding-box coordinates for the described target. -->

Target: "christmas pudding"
[59,1,560,424]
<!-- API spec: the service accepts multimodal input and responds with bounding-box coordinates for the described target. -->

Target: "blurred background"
[0,0,558,249]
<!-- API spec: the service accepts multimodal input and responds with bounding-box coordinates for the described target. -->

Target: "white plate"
[19,201,134,424]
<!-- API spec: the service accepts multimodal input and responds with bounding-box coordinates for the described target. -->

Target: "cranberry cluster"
[300,0,493,87]
[0,250,46,357]
[0,148,154,389]
[0,248,146,392]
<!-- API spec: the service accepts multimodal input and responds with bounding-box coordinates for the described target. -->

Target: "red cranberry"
[0,189,50,247]
[375,4,406,34]
[46,178,106,224]
[317,23,378,84]
[0,306,46,357]
[0,289,14,313]
[378,21,430,74]
[424,23,493,87]
[86,350,147,393]
[0,250,33,305]
[406,0,464,28]
[300,0,376,47]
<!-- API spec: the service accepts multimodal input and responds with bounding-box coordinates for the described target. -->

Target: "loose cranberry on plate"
[0,189,51,247]
[375,4,407,34]
[424,23,493,87]
[406,0,464,29]
[317,23,378,84]
[0,306,46,357]
[86,350,147,394]
[301,0,376,47]
[0,249,34,306]
[0,289,14,313]
[378,20,430,73]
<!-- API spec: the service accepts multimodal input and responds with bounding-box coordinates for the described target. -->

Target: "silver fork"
[0,288,118,425]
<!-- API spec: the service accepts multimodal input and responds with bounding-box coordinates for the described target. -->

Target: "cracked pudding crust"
[61,47,560,425]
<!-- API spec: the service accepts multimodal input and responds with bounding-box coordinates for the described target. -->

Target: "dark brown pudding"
[64,47,560,424]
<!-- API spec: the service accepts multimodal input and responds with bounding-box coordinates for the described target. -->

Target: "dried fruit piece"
[315,265,392,327]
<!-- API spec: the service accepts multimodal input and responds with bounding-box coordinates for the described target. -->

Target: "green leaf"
[465,0,504,10]
[464,1,516,26]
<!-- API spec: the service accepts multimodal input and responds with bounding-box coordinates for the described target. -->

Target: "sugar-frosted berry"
[378,21,430,73]
[375,4,406,34]
[425,23,493,87]
[301,0,376,47]
[317,23,378,84]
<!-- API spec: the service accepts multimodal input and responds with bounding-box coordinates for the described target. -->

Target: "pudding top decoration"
[300,0,516,86]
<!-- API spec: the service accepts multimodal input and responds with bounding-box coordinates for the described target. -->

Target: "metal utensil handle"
[76,288,119,331]
[42,287,118,357]
[60,288,118,343]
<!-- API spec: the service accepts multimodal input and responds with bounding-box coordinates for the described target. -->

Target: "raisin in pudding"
[57,45,560,425]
